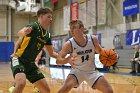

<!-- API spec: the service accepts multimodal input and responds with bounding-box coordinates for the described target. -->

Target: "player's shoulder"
[62,41,72,53]
[65,40,71,46]
[67,37,73,42]
[26,22,38,30]
[89,34,98,40]
[62,40,71,49]
[85,34,97,40]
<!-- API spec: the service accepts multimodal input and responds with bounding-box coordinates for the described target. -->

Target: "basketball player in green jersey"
[10,7,58,93]
[9,37,48,93]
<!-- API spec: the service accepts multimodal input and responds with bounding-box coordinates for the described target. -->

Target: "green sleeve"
[45,32,52,45]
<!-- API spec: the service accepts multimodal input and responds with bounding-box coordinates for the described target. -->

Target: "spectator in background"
[133,56,140,76]
[130,45,140,74]
[133,56,140,63]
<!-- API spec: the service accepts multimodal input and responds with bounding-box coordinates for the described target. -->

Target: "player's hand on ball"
[99,48,117,66]
[72,52,78,58]
[66,56,75,66]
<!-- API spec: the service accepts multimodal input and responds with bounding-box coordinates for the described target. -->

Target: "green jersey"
[16,22,52,62]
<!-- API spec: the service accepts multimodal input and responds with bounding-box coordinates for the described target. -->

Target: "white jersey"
[69,34,96,72]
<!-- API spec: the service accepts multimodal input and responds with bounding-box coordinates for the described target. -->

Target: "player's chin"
[47,22,51,26]
[47,20,52,24]
[50,21,52,24]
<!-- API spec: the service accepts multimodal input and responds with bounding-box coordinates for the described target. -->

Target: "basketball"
[99,48,118,66]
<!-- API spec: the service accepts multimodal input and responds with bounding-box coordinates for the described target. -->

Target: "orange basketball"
[99,48,118,66]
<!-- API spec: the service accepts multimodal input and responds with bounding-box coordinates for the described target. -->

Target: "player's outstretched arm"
[56,41,73,65]
[92,35,103,54]
[44,45,58,58]
[10,37,23,58]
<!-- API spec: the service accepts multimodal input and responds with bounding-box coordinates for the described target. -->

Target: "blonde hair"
[69,20,84,28]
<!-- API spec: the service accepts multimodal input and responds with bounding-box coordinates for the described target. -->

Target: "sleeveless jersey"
[69,34,96,72]
[15,22,52,62]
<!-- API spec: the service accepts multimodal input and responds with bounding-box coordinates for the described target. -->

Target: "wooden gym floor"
[0,62,140,93]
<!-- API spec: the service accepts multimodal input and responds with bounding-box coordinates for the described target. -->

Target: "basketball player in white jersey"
[56,20,113,93]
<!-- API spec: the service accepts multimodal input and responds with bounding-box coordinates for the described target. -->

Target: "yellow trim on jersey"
[16,36,31,57]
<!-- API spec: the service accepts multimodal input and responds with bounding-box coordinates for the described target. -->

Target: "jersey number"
[81,55,89,62]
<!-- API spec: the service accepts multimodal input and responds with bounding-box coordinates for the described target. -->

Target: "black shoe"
[129,71,136,74]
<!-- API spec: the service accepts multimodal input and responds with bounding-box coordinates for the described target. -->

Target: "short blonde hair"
[69,20,84,28]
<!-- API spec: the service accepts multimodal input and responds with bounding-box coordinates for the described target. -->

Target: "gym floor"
[0,62,140,93]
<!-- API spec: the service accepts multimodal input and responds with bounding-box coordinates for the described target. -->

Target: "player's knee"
[105,88,113,93]
[17,79,26,86]
[45,87,50,93]
[15,77,26,89]
[40,86,50,93]
[16,82,26,89]
[62,84,72,92]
